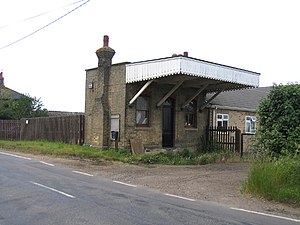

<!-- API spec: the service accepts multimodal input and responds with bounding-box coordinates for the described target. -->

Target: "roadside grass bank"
[243,156,300,207]
[0,140,244,165]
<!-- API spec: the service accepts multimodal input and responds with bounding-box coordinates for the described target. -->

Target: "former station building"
[84,35,260,151]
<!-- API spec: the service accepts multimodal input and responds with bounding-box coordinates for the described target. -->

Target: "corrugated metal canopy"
[126,56,260,92]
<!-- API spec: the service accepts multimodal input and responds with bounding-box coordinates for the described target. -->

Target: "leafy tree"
[0,95,48,120]
[256,83,300,156]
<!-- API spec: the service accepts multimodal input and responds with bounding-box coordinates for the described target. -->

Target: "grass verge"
[0,140,243,165]
[243,156,300,206]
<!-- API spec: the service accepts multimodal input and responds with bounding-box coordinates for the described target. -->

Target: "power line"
[0,0,87,30]
[0,0,90,50]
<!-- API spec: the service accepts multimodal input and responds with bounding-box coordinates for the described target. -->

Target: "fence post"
[235,128,241,153]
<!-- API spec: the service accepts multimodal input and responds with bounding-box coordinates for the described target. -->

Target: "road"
[0,151,299,225]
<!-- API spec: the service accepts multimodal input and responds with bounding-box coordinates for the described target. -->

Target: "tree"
[256,83,300,156]
[0,95,48,120]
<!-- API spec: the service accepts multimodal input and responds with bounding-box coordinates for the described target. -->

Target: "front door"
[162,98,174,148]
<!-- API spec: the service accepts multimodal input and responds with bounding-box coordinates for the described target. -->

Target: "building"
[208,86,271,133]
[84,36,260,151]
[0,72,23,99]
[207,86,271,152]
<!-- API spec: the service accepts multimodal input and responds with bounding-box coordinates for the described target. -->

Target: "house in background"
[84,36,260,151]
[0,72,23,99]
[207,86,271,133]
[207,86,272,152]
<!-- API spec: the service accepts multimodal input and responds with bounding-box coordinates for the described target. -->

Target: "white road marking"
[164,193,196,202]
[30,181,75,199]
[72,170,93,177]
[0,151,31,160]
[39,161,55,167]
[113,181,137,187]
[230,207,300,222]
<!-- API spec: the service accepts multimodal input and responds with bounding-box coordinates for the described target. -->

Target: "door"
[162,98,174,148]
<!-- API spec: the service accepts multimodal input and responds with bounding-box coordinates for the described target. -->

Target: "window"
[245,116,256,134]
[184,100,197,127]
[217,113,229,128]
[136,96,149,126]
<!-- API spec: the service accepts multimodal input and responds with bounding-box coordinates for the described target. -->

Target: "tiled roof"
[207,86,272,111]
[0,86,23,100]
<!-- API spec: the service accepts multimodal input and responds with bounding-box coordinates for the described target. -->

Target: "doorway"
[162,98,174,148]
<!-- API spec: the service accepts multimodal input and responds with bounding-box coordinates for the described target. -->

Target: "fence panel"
[20,115,84,145]
[207,126,241,152]
[0,120,21,141]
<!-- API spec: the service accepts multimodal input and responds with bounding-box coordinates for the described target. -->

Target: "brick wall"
[85,65,210,150]
[125,81,208,150]
[212,108,257,152]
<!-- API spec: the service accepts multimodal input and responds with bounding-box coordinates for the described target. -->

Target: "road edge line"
[0,151,31,160]
[113,181,137,187]
[165,193,196,202]
[72,170,93,177]
[230,207,300,222]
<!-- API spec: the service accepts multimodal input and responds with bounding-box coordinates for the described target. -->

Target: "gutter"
[208,104,256,113]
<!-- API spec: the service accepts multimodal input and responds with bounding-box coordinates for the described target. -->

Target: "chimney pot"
[103,35,109,47]
[183,51,188,57]
[0,71,4,86]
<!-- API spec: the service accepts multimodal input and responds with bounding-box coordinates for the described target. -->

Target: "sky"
[0,0,299,112]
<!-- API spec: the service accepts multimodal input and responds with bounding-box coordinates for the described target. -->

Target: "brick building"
[0,72,23,100]
[84,36,260,151]
[207,86,271,152]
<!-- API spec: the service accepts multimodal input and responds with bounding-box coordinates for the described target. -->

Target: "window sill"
[184,127,198,131]
[135,126,151,130]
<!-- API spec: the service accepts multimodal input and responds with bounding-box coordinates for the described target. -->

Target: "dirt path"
[3,151,300,220]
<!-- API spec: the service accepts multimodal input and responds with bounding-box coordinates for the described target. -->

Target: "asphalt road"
[0,151,299,225]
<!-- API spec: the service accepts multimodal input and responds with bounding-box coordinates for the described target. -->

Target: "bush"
[244,156,300,206]
[256,83,300,156]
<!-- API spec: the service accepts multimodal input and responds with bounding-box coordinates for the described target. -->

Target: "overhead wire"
[0,0,87,30]
[0,0,90,50]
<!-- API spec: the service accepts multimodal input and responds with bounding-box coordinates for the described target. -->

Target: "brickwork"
[211,108,257,152]
[85,37,210,150]
[125,82,208,150]
[214,109,256,133]
[85,68,104,147]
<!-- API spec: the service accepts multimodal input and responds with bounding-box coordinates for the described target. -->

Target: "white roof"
[126,56,259,87]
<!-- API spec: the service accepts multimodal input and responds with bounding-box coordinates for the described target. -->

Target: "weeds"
[0,140,242,166]
[243,156,300,206]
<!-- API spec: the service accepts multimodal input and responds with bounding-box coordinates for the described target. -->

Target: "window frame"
[245,115,256,134]
[135,96,150,127]
[184,99,197,128]
[216,113,229,128]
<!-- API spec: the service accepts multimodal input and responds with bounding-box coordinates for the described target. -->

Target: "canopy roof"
[126,56,260,92]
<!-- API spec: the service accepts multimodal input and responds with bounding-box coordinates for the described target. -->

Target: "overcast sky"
[0,0,299,112]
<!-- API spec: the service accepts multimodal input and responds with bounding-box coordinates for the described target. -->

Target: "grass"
[243,156,300,206]
[0,140,243,165]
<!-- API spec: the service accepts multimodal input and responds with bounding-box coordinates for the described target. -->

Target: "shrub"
[256,83,300,156]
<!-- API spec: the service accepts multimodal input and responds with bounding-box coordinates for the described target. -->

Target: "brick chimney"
[0,71,4,86]
[96,35,115,67]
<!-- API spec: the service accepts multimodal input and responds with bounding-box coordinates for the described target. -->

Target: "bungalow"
[207,86,271,133]
[207,86,271,152]
[84,36,260,151]
[0,72,23,99]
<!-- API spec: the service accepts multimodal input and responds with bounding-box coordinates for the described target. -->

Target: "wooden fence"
[0,115,84,145]
[0,120,21,140]
[207,126,241,152]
